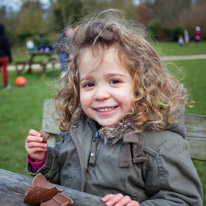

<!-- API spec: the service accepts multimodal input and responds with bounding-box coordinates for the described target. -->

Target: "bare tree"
[180,2,206,39]
[51,0,85,31]
[144,0,191,27]
[136,2,151,25]
[17,0,46,34]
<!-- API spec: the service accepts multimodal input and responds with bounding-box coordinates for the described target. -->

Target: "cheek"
[125,86,134,101]
[80,91,90,111]
[123,89,134,110]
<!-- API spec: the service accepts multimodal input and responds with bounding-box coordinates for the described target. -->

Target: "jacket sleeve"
[141,137,203,206]
[27,134,65,185]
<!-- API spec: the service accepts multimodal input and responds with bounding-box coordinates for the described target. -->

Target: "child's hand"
[102,193,139,206]
[25,129,48,162]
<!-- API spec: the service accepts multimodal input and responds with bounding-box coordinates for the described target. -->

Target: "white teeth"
[96,107,115,112]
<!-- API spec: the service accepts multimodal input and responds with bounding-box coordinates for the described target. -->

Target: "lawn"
[171,59,206,115]
[1,42,206,203]
[0,69,59,174]
[153,41,206,56]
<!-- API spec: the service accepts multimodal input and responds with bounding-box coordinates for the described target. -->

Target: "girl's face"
[79,47,134,127]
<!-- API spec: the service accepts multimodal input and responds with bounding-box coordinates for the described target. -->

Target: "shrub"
[170,26,184,42]
[148,19,162,40]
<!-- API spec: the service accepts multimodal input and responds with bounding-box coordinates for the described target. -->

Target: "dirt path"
[8,54,206,71]
[161,54,206,61]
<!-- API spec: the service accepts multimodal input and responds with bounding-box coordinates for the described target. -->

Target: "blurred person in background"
[26,39,36,52]
[54,26,73,78]
[178,35,184,48]
[194,26,201,46]
[0,23,12,89]
[184,30,189,46]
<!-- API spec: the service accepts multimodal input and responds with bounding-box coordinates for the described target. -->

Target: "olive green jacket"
[27,115,203,205]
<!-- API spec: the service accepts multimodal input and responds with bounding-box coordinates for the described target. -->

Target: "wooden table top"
[0,168,103,206]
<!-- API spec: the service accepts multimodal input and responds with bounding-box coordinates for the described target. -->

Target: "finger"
[29,129,41,137]
[26,141,47,149]
[27,147,47,154]
[127,200,140,206]
[102,194,115,202]
[26,135,43,143]
[104,193,124,206]
[113,195,131,206]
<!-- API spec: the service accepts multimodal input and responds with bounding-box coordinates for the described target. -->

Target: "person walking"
[53,26,73,78]
[0,23,12,89]
[184,30,189,46]
[194,26,201,46]
[178,35,184,47]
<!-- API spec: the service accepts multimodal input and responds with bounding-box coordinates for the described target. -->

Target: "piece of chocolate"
[40,130,50,141]
[32,173,50,188]
[24,173,63,205]
[41,193,73,206]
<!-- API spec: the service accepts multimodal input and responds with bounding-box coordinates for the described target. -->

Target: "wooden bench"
[0,99,205,205]
[15,60,29,74]
[0,168,103,206]
[15,51,59,74]
[42,98,206,161]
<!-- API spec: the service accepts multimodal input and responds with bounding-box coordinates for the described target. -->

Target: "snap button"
[72,123,78,128]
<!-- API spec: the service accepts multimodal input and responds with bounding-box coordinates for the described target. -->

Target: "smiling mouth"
[95,106,118,112]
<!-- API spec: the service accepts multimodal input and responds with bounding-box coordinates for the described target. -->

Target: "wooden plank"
[15,61,28,75]
[42,99,61,146]
[42,99,60,135]
[0,169,103,206]
[185,114,206,161]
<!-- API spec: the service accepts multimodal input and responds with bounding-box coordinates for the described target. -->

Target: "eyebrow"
[80,73,127,83]
[80,77,87,84]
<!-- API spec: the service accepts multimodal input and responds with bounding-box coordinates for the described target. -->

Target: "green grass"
[169,59,206,115]
[1,44,206,203]
[14,54,49,63]
[172,60,206,204]
[153,41,206,56]
[0,69,59,175]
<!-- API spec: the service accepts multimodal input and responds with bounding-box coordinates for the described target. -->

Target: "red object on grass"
[16,76,26,86]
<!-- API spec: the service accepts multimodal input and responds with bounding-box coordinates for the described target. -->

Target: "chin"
[97,120,119,127]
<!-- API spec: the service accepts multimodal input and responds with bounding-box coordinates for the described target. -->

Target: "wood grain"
[0,168,103,206]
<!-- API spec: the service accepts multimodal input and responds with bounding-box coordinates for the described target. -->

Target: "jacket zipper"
[89,131,99,166]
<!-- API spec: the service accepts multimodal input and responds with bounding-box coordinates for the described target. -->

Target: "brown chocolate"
[32,172,50,188]
[24,186,62,205]
[40,193,73,206]
[40,130,50,141]
[24,173,64,205]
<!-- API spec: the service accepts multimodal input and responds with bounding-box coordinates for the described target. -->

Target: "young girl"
[25,10,202,206]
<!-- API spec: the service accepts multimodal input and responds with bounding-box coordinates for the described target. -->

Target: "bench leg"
[16,63,26,75]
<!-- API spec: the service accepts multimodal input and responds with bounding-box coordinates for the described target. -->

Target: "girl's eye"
[84,82,95,87]
[110,79,120,84]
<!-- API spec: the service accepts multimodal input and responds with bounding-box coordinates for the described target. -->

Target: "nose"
[94,85,110,101]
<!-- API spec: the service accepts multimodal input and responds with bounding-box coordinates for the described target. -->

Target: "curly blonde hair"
[55,9,186,132]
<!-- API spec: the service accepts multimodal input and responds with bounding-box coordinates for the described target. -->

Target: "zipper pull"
[89,131,99,166]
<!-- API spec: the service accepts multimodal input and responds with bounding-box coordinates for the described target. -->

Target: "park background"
[0,0,206,204]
